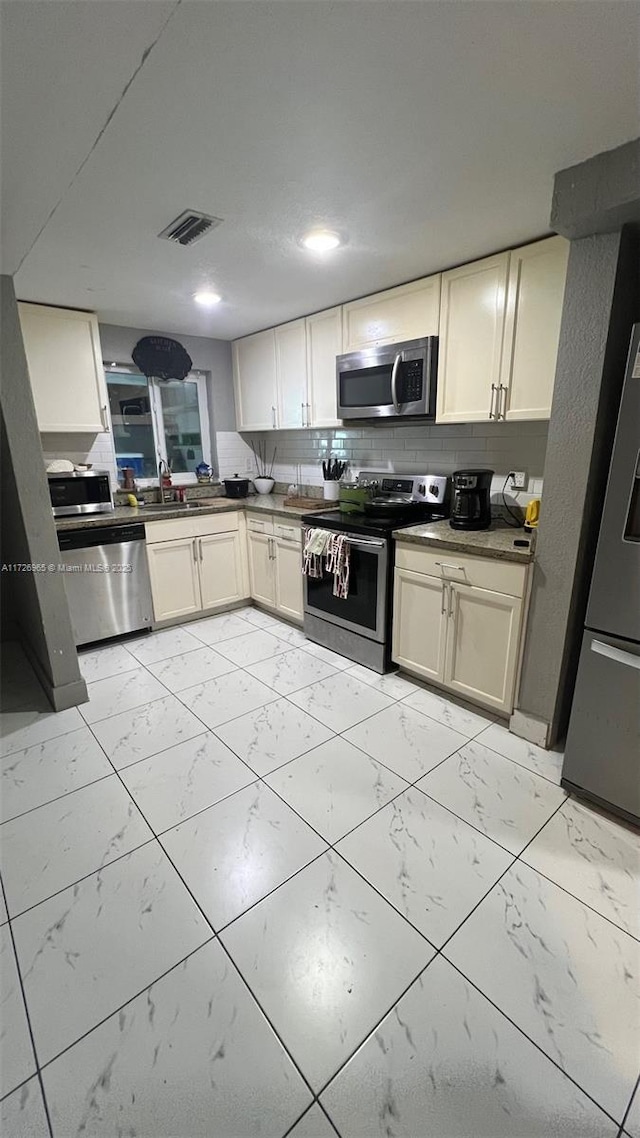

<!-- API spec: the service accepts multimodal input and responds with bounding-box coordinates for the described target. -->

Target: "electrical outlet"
[510,471,526,490]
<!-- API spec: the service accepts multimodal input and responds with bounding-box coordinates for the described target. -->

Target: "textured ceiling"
[2,1,639,340]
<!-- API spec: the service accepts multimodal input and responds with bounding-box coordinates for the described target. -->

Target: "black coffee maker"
[450,469,493,530]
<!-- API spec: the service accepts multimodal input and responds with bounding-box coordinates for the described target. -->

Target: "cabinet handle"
[272,405,277,429]
[448,585,455,618]
[435,561,464,573]
[498,384,508,420]
[488,384,497,420]
[441,581,448,615]
[101,404,110,432]
[301,402,305,427]
[198,538,203,561]
[192,540,198,563]
[306,402,311,427]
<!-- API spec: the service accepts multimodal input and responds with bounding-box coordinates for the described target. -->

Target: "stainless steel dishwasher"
[57,523,153,646]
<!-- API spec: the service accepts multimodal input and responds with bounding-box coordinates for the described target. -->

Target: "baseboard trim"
[509,709,551,748]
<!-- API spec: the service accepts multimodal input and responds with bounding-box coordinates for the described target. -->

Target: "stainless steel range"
[302,473,449,672]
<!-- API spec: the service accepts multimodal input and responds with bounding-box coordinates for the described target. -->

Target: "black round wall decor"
[132,336,193,381]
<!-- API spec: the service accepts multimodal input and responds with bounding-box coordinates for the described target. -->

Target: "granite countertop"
[393,518,535,563]
[54,494,332,531]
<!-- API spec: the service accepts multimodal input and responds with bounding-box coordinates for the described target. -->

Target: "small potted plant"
[253,439,276,495]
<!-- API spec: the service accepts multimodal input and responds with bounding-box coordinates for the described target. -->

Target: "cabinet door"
[343,276,441,352]
[306,306,343,428]
[500,236,569,422]
[275,319,308,429]
[444,582,522,713]
[436,253,510,423]
[275,538,303,621]
[247,531,276,607]
[199,531,249,610]
[146,538,201,622]
[232,329,277,431]
[18,303,107,433]
[392,567,447,682]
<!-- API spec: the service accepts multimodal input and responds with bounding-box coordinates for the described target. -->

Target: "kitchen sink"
[142,500,218,511]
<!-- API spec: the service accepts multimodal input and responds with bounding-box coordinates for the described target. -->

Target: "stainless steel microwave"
[336,336,438,420]
[48,470,114,517]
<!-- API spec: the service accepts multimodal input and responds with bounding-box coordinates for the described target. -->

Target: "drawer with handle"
[246,514,275,535]
[274,520,301,544]
[395,543,527,597]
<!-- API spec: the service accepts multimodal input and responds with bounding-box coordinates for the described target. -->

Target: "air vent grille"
[158,210,223,246]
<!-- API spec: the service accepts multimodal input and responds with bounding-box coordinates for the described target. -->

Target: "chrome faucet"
[158,460,172,504]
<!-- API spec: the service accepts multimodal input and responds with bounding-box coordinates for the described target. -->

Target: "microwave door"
[338,356,397,418]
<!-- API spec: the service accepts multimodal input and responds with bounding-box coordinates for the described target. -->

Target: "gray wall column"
[0,275,87,711]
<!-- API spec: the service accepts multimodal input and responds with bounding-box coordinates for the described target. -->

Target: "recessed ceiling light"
[299,228,343,253]
[194,290,222,307]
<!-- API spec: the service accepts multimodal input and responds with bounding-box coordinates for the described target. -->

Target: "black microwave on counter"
[48,470,114,517]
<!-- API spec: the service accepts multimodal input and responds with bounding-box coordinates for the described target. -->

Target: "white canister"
[323,480,340,501]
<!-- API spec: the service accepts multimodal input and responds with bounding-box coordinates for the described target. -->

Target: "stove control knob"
[417,483,425,496]
[429,482,440,497]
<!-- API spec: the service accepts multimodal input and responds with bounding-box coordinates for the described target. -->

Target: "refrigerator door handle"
[591,639,640,671]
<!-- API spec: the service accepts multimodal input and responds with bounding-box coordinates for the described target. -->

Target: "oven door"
[304,533,388,643]
[336,336,436,420]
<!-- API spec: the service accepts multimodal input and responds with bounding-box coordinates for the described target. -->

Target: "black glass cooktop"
[302,507,445,539]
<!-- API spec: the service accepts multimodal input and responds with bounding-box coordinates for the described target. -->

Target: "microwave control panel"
[400,359,423,401]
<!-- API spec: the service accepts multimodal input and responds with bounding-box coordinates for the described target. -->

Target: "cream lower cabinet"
[393,543,528,714]
[145,512,248,623]
[247,514,303,622]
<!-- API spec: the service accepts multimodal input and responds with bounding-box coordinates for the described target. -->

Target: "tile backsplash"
[242,420,548,509]
[40,431,119,487]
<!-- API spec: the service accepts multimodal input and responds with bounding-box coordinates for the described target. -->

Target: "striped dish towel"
[325,533,350,599]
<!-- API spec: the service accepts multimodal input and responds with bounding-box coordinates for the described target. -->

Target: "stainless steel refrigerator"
[562,324,640,825]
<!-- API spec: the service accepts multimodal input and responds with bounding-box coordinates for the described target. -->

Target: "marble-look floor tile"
[178,672,278,730]
[288,673,394,733]
[523,797,640,939]
[162,781,326,929]
[237,606,283,629]
[187,612,255,645]
[0,706,84,759]
[266,737,407,844]
[402,686,496,737]
[214,698,333,776]
[221,851,432,1091]
[302,642,354,671]
[321,955,618,1138]
[215,628,294,667]
[267,622,309,647]
[1,776,152,916]
[91,694,204,770]
[288,1104,337,1138]
[445,861,640,1122]
[247,648,338,696]
[0,1076,49,1138]
[1,727,112,822]
[346,663,422,699]
[625,1082,640,1138]
[12,841,211,1066]
[145,645,237,692]
[120,732,256,833]
[337,789,512,946]
[43,939,311,1138]
[79,667,167,725]
[126,625,203,665]
[77,642,138,684]
[477,721,564,785]
[344,703,466,783]
[418,740,566,854]
[0,886,8,925]
[1,924,35,1097]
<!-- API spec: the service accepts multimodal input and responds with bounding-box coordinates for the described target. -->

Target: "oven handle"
[391,352,402,413]
[341,535,385,549]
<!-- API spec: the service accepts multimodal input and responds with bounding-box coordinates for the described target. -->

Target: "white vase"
[323,480,340,501]
[254,476,275,495]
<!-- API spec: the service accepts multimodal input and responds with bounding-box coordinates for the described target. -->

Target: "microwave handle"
[391,352,402,413]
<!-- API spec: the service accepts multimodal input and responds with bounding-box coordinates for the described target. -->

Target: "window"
[105,367,212,485]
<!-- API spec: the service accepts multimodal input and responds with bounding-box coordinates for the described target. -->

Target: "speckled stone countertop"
[393,518,535,563]
[54,495,333,531]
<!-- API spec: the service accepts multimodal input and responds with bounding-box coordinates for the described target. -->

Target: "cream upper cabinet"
[343,276,441,352]
[146,537,202,622]
[18,302,107,433]
[444,583,522,713]
[392,567,447,683]
[499,236,569,421]
[436,252,510,424]
[275,319,308,429]
[232,328,278,431]
[306,306,343,428]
